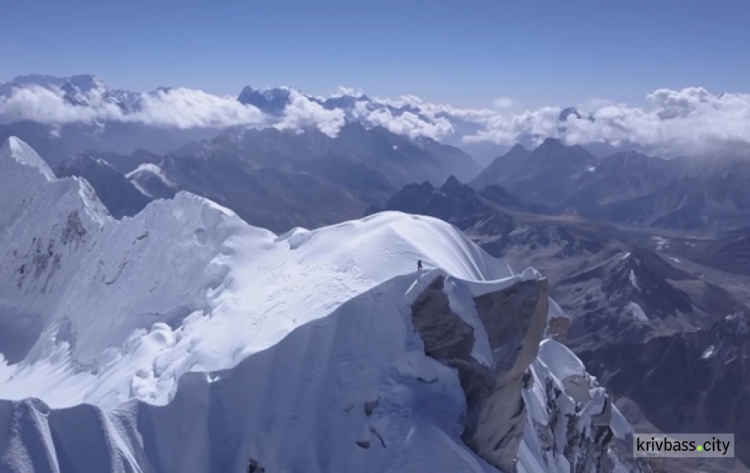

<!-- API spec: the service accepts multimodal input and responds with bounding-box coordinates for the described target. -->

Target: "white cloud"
[373,93,496,124]
[463,107,562,146]
[0,85,121,123]
[1,79,749,156]
[133,88,265,128]
[352,101,454,140]
[331,85,365,98]
[0,85,266,129]
[461,87,750,156]
[492,97,515,110]
[274,89,345,137]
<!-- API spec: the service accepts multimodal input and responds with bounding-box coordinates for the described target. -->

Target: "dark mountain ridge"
[53,152,152,219]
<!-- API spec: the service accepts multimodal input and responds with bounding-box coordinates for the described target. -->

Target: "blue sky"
[1,0,748,109]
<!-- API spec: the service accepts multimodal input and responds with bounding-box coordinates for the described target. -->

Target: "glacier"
[0,137,639,472]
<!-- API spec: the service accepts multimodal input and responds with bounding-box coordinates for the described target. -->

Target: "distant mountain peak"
[59,151,113,171]
[236,85,293,115]
[559,107,582,122]
[537,137,566,151]
[65,74,107,92]
[4,73,106,94]
[0,136,56,181]
[440,175,465,192]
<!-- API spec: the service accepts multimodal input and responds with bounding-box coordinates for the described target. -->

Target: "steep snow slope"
[0,138,630,473]
[1,272,507,473]
[0,270,632,473]
[0,137,514,410]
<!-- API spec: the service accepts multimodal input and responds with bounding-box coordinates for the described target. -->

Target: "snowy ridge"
[0,137,56,181]
[0,138,637,473]
[0,137,514,409]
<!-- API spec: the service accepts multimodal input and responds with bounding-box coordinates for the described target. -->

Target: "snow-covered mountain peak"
[65,73,107,91]
[0,136,56,181]
[60,74,107,96]
[0,141,641,472]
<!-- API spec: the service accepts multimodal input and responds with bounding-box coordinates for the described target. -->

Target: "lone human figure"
[417,260,423,271]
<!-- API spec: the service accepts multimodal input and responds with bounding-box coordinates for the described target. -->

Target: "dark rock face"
[407,274,645,472]
[470,278,549,469]
[578,312,750,470]
[409,275,548,471]
[54,153,152,219]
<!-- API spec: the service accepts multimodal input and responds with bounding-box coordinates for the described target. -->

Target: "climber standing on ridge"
[417,259,423,271]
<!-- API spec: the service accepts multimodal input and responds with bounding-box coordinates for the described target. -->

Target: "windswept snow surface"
[1,271,507,473]
[0,137,513,411]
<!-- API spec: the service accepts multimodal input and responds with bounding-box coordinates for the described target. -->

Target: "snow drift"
[0,137,635,472]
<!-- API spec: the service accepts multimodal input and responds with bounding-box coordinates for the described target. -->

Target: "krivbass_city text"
[633,433,734,458]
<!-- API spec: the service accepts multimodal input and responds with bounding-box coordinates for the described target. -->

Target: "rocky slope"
[578,311,750,472]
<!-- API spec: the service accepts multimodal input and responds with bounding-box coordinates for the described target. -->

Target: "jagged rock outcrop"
[472,278,550,470]
[410,273,644,473]
[410,274,548,471]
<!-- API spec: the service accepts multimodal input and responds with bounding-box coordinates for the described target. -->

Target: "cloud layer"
[274,89,345,137]
[1,77,749,156]
[0,84,266,129]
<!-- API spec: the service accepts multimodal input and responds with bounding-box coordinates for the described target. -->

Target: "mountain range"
[472,139,750,233]
[3,73,750,473]
[64,123,481,233]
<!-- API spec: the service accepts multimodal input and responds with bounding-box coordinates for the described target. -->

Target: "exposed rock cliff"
[410,273,645,472]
